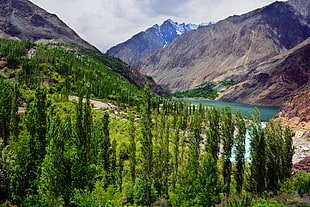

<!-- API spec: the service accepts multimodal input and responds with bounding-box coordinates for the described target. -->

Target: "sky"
[30,0,278,52]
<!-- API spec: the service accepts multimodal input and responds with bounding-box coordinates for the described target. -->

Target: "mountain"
[107,19,201,66]
[135,0,310,102]
[0,0,167,96]
[0,0,96,50]
[217,36,310,105]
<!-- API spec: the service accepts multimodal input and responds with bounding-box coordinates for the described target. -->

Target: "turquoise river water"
[180,99,279,122]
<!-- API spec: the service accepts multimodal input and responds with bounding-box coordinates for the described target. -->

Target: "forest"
[0,39,310,207]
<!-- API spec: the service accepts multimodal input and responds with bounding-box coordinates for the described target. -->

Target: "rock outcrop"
[275,90,310,131]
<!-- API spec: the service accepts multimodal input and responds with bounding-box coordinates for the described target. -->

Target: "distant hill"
[107,19,206,66]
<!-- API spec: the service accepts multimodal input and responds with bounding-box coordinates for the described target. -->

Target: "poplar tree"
[139,84,154,206]
[39,111,66,207]
[206,107,220,162]
[234,109,246,194]
[221,106,234,196]
[10,84,20,141]
[249,108,266,195]
[101,112,111,178]
[0,79,13,146]
[128,114,136,184]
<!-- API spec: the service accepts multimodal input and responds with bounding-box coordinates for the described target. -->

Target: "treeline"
[173,80,236,100]
[0,79,303,206]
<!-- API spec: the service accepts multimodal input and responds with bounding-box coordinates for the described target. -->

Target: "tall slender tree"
[139,84,154,206]
[249,108,266,195]
[206,107,220,162]
[221,106,234,196]
[128,114,137,184]
[234,109,246,194]
[39,111,66,207]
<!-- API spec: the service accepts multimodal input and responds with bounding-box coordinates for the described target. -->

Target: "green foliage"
[234,109,246,194]
[295,171,310,197]
[248,108,266,195]
[170,153,221,207]
[173,80,236,99]
[0,142,15,202]
[92,182,122,207]
[252,198,285,207]
[173,81,218,99]
[70,189,96,207]
[221,106,234,196]
[225,194,254,207]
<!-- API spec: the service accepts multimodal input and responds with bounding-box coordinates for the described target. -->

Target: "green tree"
[101,112,111,184]
[234,109,246,194]
[39,111,66,207]
[248,108,266,195]
[128,114,136,184]
[221,106,234,196]
[206,107,220,162]
[138,84,154,206]
[0,79,13,146]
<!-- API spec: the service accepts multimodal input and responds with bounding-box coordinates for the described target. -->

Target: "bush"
[252,198,285,207]
[296,171,310,198]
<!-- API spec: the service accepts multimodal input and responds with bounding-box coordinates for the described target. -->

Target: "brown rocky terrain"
[276,90,310,131]
[218,37,310,106]
[0,0,97,50]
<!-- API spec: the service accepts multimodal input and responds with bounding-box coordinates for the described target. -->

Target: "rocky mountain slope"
[0,0,96,50]
[107,19,200,66]
[135,0,310,101]
[218,37,310,106]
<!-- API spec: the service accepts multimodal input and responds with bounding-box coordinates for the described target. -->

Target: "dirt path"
[68,95,117,110]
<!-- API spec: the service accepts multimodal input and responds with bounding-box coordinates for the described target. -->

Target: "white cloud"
[30,0,277,52]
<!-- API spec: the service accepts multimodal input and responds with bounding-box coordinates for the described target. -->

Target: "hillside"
[136,0,310,101]
[0,1,309,206]
[0,0,167,96]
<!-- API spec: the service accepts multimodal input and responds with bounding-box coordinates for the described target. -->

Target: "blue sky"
[30,0,278,52]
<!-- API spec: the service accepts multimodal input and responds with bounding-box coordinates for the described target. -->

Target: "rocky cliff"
[275,90,310,131]
[0,0,96,50]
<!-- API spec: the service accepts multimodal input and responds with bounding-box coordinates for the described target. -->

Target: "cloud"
[30,0,277,52]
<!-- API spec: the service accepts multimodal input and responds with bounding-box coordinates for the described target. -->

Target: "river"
[180,99,279,122]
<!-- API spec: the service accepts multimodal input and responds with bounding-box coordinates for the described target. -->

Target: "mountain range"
[107,19,208,66]
[107,0,310,109]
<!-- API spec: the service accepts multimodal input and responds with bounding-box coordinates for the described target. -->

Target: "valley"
[0,0,309,206]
